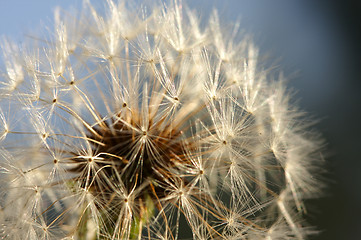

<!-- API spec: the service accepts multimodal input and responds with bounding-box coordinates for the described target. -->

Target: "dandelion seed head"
[0,0,324,239]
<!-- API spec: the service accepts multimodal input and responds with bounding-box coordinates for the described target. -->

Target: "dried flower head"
[0,0,323,239]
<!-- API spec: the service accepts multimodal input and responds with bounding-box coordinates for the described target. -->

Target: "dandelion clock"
[0,0,324,239]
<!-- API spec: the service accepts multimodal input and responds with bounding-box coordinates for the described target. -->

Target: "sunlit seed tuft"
[0,1,324,239]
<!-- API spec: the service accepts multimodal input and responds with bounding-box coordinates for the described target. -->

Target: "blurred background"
[0,0,360,239]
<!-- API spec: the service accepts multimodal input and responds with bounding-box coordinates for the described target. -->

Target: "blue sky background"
[1,1,360,239]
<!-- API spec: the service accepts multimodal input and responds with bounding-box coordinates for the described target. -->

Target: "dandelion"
[0,0,323,239]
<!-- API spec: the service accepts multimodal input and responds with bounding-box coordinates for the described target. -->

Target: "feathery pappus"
[0,0,324,239]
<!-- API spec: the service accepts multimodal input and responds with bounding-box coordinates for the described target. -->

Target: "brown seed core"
[69,115,191,216]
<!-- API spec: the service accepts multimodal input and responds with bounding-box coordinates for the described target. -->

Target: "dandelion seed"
[0,1,324,239]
